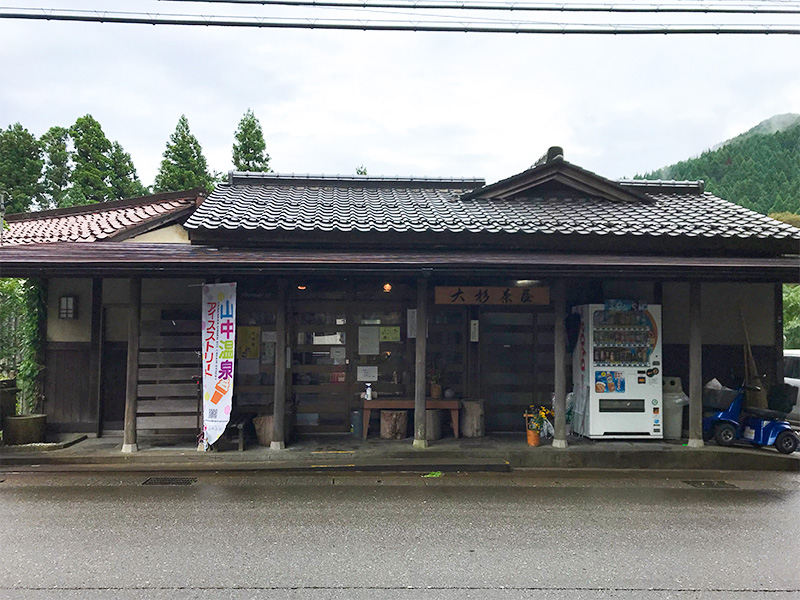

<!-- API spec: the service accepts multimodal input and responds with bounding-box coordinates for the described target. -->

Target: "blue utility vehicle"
[703,384,799,454]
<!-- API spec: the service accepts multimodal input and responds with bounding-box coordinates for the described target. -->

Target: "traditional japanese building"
[1,148,798,451]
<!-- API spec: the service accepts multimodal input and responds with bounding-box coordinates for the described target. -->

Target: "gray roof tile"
[183,171,800,243]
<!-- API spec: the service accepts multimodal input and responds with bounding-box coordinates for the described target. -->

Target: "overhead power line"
[1,10,799,33]
[159,0,800,14]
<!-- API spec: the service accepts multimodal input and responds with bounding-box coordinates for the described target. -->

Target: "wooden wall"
[662,344,777,392]
[44,342,93,432]
[101,342,127,430]
[136,318,201,435]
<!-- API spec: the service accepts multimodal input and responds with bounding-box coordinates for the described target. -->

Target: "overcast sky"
[2,1,800,187]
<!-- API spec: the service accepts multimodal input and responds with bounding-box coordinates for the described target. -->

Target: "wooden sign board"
[435,286,549,306]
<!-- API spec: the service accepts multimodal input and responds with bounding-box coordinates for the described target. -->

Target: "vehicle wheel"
[774,431,799,455]
[714,423,737,447]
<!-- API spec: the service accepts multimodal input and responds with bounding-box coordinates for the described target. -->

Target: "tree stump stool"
[460,399,485,438]
[426,409,442,441]
[253,408,295,447]
[380,410,408,439]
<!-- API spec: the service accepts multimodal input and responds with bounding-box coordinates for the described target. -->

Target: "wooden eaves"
[0,242,797,282]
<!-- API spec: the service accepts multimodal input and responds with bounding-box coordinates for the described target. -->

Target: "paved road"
[0,470,799,599]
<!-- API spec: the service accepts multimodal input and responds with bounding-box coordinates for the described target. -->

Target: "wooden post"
[271,278,288,450]
[552,280,568,449]
[687,280,704,448]
[122,277,141,453]
[774,283,784,384]
[89,277,103,437]
[413,277,428,448]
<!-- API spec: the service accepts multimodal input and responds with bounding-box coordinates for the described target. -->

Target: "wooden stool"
[460,399,485,437]
[380,410,408,439]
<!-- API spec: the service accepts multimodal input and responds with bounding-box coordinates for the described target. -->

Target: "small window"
[58,295,78,320]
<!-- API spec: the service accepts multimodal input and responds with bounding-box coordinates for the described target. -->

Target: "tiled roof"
[185,170,800,242]
[3,190,203,245]
[185,174,485,233]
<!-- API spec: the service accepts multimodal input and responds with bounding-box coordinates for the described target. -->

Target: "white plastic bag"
[542,418,555,439]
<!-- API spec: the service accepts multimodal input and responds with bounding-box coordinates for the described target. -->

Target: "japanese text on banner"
[202,282,237,447]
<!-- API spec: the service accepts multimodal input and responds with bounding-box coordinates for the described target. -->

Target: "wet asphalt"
[0,470,799,599]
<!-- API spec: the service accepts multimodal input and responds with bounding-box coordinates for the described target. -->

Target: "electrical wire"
[1,9,799,32]
[159,0,800,14]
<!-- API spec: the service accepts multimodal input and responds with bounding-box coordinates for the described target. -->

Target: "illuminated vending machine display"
[572,301,662,439]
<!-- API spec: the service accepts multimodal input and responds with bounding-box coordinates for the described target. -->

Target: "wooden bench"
[225,413,252,451]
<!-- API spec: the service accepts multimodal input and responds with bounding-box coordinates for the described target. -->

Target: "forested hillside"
[640,114,800,215]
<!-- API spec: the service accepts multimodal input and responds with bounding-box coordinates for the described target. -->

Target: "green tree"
[769,212,800,228]
[769,213,800,349]
[356,165,368,175]
[39,126,72,210]
[69,114,112,204]
[108,141,148,199]
[0,278,25,378]
[0,123,42,214]
[154,115,213,193]
[232,109,271,172]
[639,118,800,216]
[66,115,146,205]
[784,285,800,349]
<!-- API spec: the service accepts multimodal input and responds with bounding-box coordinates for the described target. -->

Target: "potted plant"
[0,279,47,445]
[2,381,46,445]
[524,405,553,447]
[427,366,443,399]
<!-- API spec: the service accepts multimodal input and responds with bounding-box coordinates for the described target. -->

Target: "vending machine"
[572,301,662,439]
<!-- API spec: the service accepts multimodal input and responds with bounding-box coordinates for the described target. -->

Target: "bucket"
[350,410,363,438]
[526,429,541,447]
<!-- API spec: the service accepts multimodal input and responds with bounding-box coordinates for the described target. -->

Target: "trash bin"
[663,377,689,440]
[350,410,363,438]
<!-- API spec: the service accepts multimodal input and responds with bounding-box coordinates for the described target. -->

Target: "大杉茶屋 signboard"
[435,286,549,305]
[202,283,237,447]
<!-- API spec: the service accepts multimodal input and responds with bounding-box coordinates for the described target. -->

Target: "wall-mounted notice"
[407,309,417,339]
[358,326,380,355]
[357,366,379,382]
[380,326,401,342]
[237,326,260,359]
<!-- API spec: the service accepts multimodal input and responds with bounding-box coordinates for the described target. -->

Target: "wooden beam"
[552,280,568,448]
[89,278,103,437]
[687,281,704,447]
[122,277,141,453]
[413,277,428,448]
[271,278,288,450]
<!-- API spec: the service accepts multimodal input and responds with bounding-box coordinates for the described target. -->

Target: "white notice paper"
[357,366,379,382]
[358,326,380,355]
[407,309,417,339]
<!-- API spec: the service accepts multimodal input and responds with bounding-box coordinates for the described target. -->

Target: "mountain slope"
[640,115,800,215]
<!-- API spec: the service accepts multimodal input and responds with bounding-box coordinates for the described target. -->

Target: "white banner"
[202,282,237,447]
